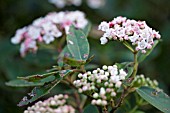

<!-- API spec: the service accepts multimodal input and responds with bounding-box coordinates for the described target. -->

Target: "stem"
[74,92,83,113]
[123,41,134,53]
[111,51,139,112]
[103,106,109,113]
[131,51,138,78]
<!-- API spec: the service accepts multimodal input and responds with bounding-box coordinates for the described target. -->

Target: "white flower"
[137,39,148,50]
[100,87,106,96]
[101,100,107,106]
[98,21,109,32]
[98,16,161,53]
[11,27,27,44]
[11,11,88,57]
[100,37,108,45]
[111,92,116,97]
[27,26,41,40]
[43,34,55,44]
[73,65,127,106]
[110,76,120,83]
[102,65,108,70]
[129,33,139,43]
[93,93,99,98]
[24,94,75,113]
[96,99,102,105]
[119,69,127,80]
[115,81,122,88]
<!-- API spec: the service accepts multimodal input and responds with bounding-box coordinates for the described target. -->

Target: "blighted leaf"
[136,86,170,113]
[63,57,86,66]
[6,76,55,87]
[17,70,73,106]
[85,55,95,64]
[17,71,59,82]
[83,104,99,113]
[67,25,89,61]
[137,40,159,63]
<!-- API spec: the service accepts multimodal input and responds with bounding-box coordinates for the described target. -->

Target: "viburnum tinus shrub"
[6,11,170,113]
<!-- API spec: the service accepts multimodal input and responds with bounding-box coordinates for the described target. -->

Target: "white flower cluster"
[98,16,161,53]
[73,65,127,106]
[11,11,88,57]
[24,94,75,113]
[133,74,159,88]
[49,0,105,9]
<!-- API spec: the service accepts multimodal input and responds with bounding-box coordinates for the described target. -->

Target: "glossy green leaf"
[83,104,99,113]
[136,86,170,113]
[6,76,55,87]
[137,40,159,63]
[17,70,73,106]
[67,25,89,61]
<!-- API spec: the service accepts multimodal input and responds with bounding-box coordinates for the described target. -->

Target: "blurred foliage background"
[0,0,170,113]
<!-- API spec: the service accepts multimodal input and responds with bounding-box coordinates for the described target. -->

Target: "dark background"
[0,0,170,113]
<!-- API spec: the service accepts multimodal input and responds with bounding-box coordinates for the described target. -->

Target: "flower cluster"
[49,0,105,9]
[132,74,159,89]
[98,16,161,53]
[11,11,88,57]
[24,94,75,113]
[73,65,127,106]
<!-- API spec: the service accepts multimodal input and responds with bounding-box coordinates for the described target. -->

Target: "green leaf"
[116,62,133,69]
[115,62,134,78]
[17,71,59,82]
[17,70,73,106]
[83,104,99,113]
[67,25,90,61]
[85,64,99,70]
[82,22,91,37]
[137,40,159,63]
[136,86,170,113]
[6,76,55,87]
[58,46,86,67]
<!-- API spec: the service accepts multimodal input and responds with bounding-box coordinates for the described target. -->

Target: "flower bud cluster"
[98,16,161,53]
[133,74,159,88]
[73,65,127,106]
[11,11,88,57]
[49,0,105,9]
[24,94,75,113]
